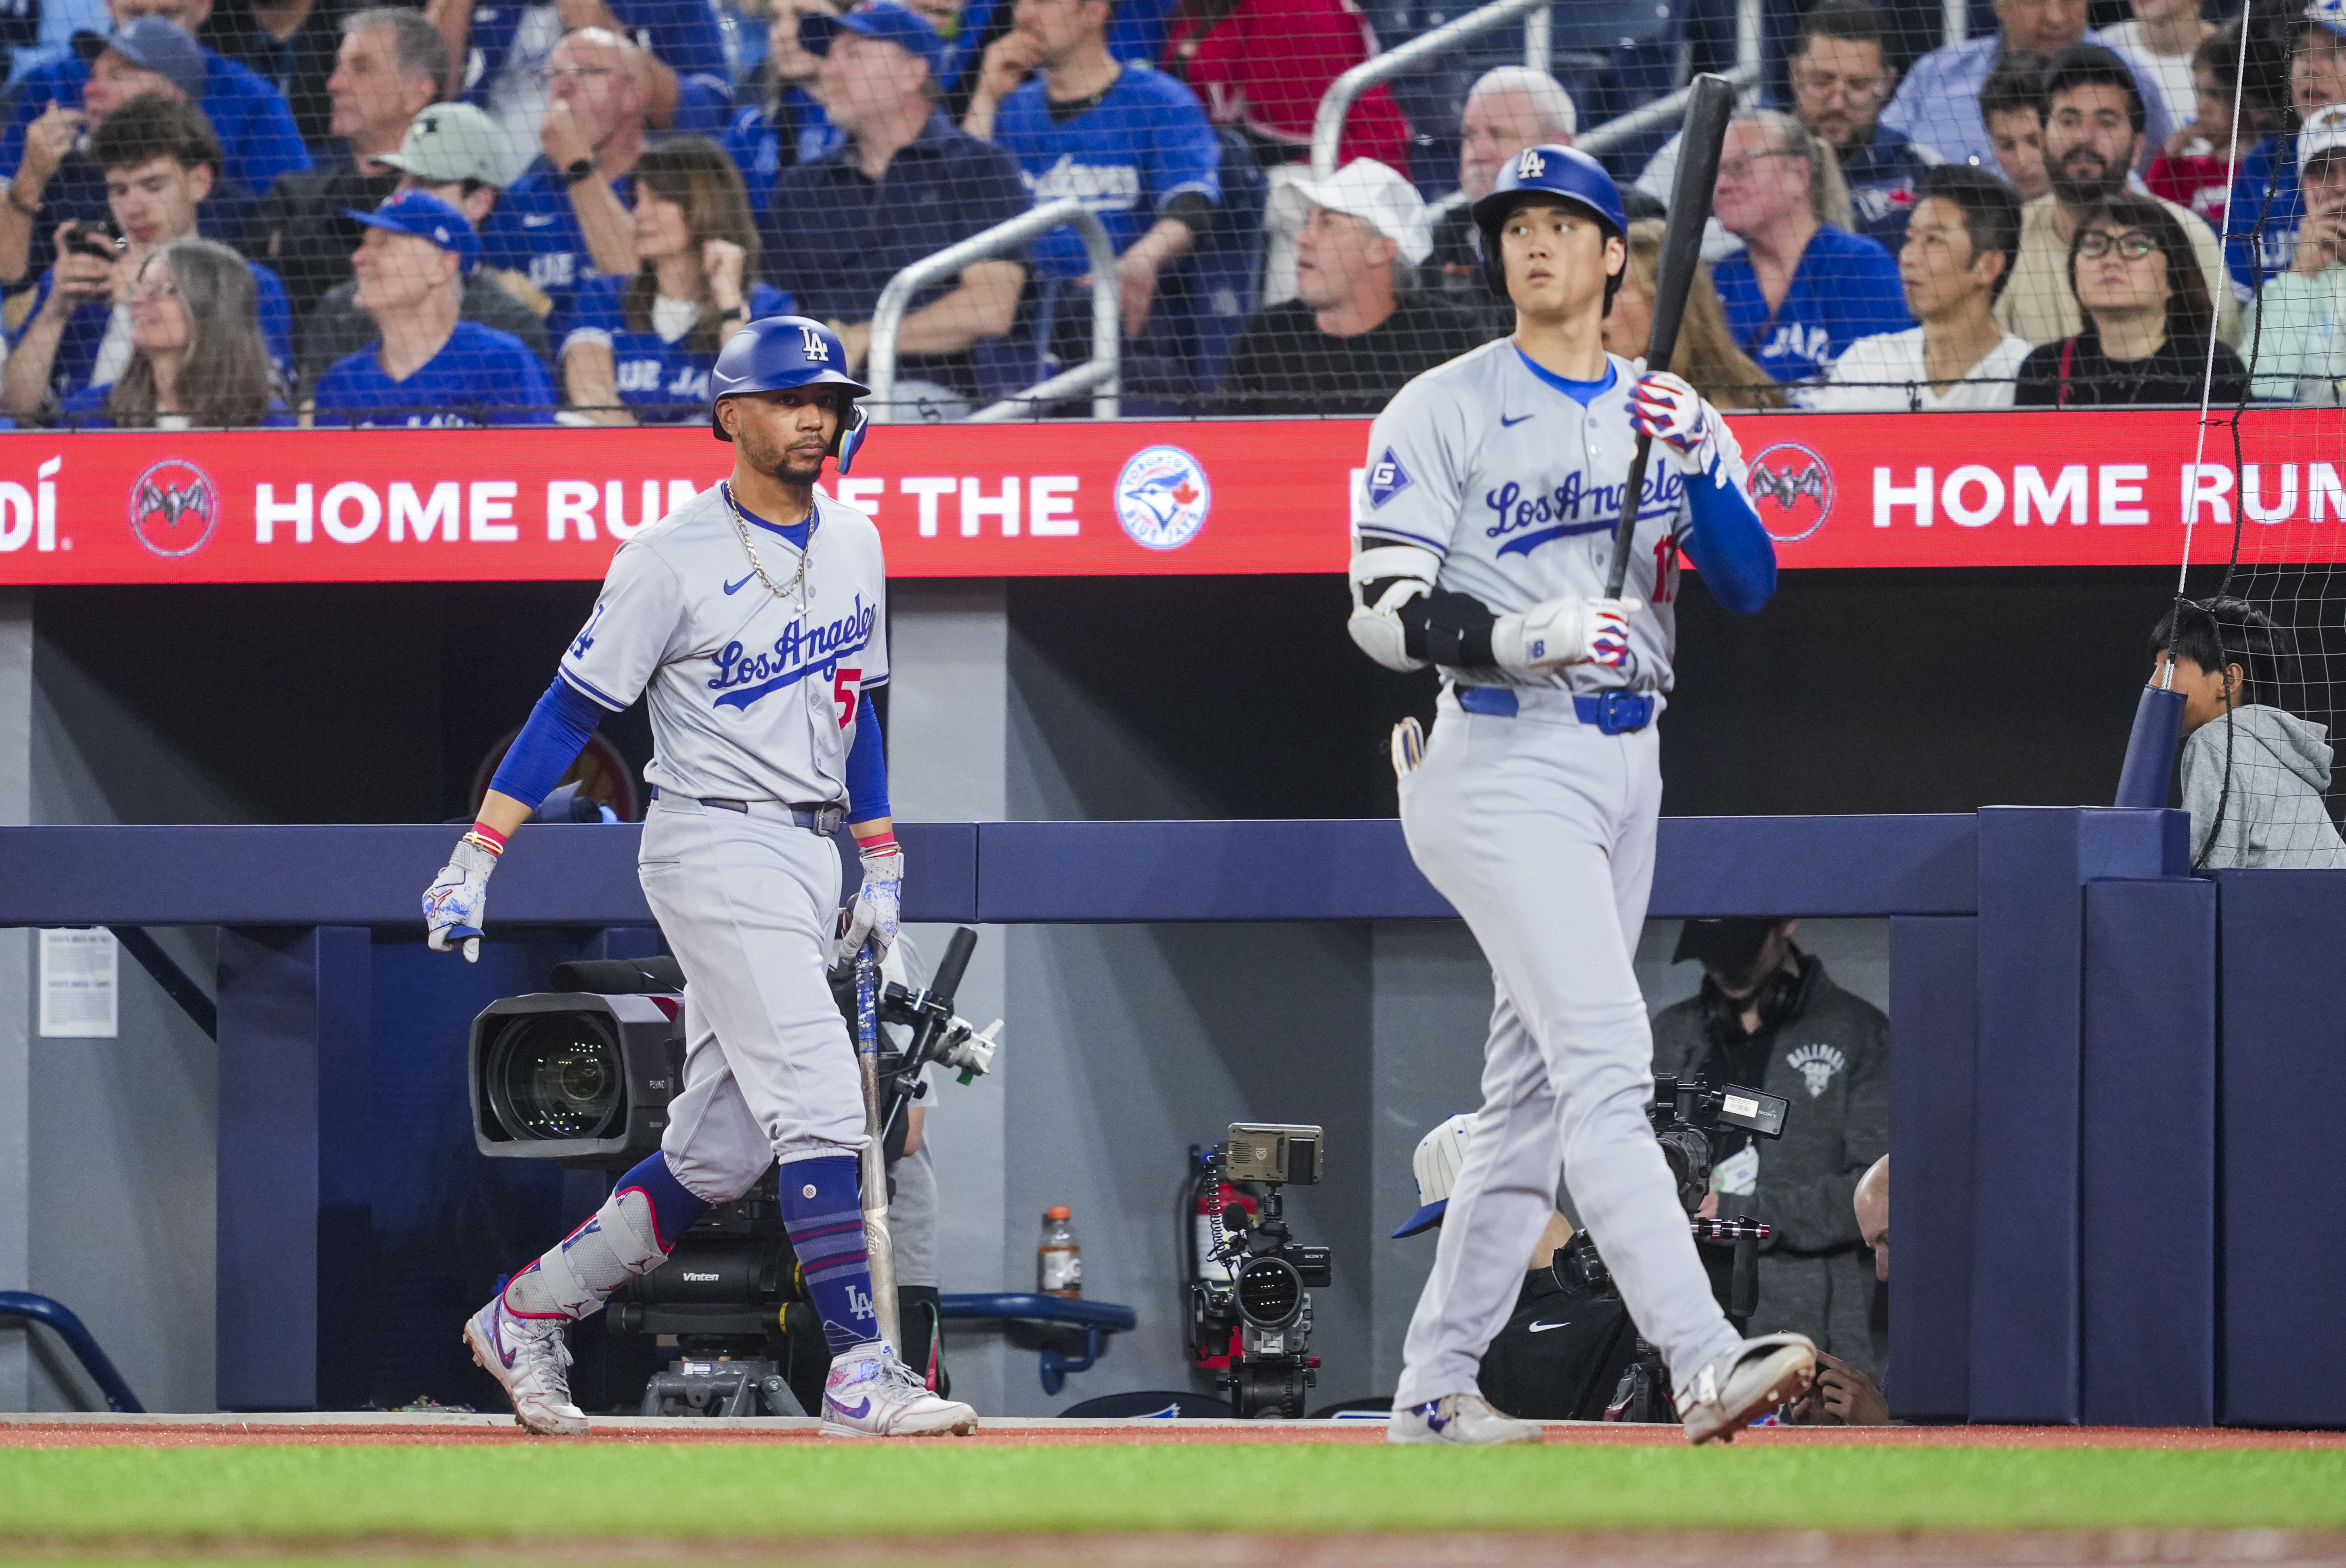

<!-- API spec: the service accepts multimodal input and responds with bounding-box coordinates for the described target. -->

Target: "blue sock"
[780,1155,881,1354]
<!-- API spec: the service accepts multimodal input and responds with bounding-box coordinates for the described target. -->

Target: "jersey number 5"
[833,667,862,730]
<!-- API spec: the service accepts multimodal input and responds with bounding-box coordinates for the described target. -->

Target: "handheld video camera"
[1186,1123,1331,1419]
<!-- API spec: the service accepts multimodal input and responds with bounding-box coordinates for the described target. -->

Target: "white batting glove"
[837,841,903,965]
[423,836,499,963]
[1492,595,1640,672]
[1628,371,1723,480]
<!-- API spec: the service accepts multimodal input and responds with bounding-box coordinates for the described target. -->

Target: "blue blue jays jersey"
[560,484,888,805]
[722,91,843,214]
[993,63,1219,279]
[1712,223,1911,384]
[1354,343,1751,697]
[479,158,633,323]
[558,275,793,417]
[311,319,555,426]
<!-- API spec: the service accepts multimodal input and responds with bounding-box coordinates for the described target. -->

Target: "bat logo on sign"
[1743,441,1835,544]
[127,458,221,559]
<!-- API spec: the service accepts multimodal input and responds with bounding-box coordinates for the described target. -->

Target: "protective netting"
[0,0,2320,426]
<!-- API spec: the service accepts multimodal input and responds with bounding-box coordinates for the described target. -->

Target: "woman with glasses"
[558,137,791,426]
[2014,191,2247,406]
[59,238,285,428]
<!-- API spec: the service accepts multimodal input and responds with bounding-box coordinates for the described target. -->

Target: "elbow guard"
[1346,542,1441,672]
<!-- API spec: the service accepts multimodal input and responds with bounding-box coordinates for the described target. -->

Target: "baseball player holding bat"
[1347,144,1813,1445]
[421,314,977,1440]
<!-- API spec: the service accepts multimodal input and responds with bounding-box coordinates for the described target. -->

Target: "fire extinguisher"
[1180,1144,1258,1369]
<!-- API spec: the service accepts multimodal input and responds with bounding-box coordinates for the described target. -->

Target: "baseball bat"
[854,942,902,1353]
[1605,72,1738,602]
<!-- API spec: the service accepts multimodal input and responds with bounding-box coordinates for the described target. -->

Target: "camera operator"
[1391,1114,1637,1421]
[1651,918,1888,1383]
[1788,1153,1891,1425]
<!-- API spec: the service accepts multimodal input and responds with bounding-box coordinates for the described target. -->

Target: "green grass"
[0,1446,2341,1541]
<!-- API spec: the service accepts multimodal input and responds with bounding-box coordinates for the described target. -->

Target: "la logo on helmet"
[1516,149,1546,179]
[800,326,830,361]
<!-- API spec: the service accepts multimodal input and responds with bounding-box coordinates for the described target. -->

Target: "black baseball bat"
[1605,72,1738,601]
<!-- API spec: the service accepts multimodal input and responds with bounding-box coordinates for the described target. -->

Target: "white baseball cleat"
[821,1341,979,1437]
[463,1298,590,1438]
[1675,1331,1816,1445]
[1386,1392,1543,1444]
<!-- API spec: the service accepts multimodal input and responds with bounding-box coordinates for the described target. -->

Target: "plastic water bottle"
[1038,1206,1082,1298]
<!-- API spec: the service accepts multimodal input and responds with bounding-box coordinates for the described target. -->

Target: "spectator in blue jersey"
[54,237,289,425]
[310,187,555,423]
[2223,10,2346,294]
[1641,0,1934,258]
[560,136,790,421]
[0,3,309,248]
[723,0,847,212]
[765,0,1030,411]
[1881,0,2170,178]
[2,94,292,418]
[959,0,1217,384]
[1711,109,1910,384]
[479,25,658,332]
[426,0,734,181]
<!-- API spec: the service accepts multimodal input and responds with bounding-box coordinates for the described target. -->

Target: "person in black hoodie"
[1649,918,1889,1385]
[2015,189,2248,406]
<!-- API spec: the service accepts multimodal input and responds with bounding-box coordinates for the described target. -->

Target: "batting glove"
[838,841,904,965]
[1492,594,1640,673]
[1628,371,1723,480]
[423,836,499,963]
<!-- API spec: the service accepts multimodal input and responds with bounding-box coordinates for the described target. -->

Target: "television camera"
[465,927,999,1417]
[1183,1124,1333,1419]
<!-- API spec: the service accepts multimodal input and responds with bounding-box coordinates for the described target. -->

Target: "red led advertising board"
[0,409,2336,585]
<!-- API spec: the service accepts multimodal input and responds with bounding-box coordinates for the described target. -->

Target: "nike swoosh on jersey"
[724,572,756,595]
[1500,412,1535,427]
[1527,1319,1573,1333]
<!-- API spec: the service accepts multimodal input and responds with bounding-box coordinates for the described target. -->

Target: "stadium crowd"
[0,0,2329,426]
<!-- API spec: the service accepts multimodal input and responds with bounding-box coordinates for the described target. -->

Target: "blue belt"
[649,785,847,832]
[1456,686,1655,734]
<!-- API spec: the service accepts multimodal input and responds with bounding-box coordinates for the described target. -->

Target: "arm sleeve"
[1674,411,1776,614]
[844,697,889,824]
[487,676,607,809]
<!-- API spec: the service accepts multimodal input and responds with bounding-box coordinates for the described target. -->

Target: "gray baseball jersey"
[560,484,889,804]
[1352,342,1748,697]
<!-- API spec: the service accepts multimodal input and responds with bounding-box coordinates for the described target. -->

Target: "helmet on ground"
[709,315,872,472]
[1470,143,1629,303]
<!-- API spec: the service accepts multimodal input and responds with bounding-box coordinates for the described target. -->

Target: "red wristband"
[855,830,897,855]
[465,821,509,855]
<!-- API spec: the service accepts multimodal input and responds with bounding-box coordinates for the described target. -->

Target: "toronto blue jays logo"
[128,458,219,559]
[1744,442,1834,543]
[1484,465,1681,558]
[706,595,876,711]
[1115,445,1211,550]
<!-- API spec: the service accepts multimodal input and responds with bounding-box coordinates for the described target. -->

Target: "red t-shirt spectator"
[2146,149,2237,229]
[1168,0,1411,173]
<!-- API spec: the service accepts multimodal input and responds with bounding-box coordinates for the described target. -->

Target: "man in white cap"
[1215,158,1485,415]
[2242,104,2346,406]
[1391,1113,1637,1422]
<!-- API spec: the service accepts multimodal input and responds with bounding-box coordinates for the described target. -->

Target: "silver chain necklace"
[723,482,816,607]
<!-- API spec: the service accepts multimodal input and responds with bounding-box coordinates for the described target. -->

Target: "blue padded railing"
[939,1292,1138,1396]
[0,1292,145,1413]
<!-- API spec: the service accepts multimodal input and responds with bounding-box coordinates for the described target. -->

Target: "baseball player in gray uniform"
[1346,147,1816,1445]
[421,314,977,1439]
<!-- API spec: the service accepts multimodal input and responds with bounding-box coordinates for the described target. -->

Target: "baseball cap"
[343,189,481,273]
[1275,159,1434,266]
[799,1,946,79]
[74,16,207,101]
[378,103,507,189]
[2302,103,2346,172]
[1671,917,1784,968]
[2313,0,2346,40]
[1392,1113,1476,1238]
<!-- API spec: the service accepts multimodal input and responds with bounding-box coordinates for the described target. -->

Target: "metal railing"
[1311,0,1560,180]
[1578,0,1763,157]
[867,197,1120,423]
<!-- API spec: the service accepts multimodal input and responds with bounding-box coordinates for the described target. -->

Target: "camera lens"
[486,1013,625,1140]
[1235,1255,1303,1329]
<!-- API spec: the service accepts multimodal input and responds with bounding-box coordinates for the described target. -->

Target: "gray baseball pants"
[640,794,869,1203]
[1392,685,1743,1408]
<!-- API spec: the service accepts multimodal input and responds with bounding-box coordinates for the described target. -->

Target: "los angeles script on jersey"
[1486,463,1684,558]
[706,594,876,713]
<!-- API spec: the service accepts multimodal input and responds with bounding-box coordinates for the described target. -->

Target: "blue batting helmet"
[1470,144,1628,301]
[710,315,872,473]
